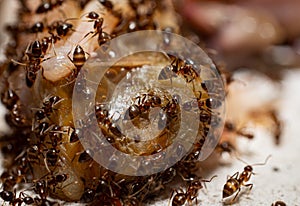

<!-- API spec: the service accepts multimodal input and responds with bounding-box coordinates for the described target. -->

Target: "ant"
[40,34,60,54]
[158,54,199,85]
[216,141,236,156]
[11,192,35,205]
[33,179,48,200]
[269,110,282,145]
[1,88,19,110]
[170,175,217,206]
[43,95,62,114]
[67,44,89,76]
[11,40,49,87]
[0,189,34,205]
[80,188,96,202]
[82,11,112,46]
[76,149,94,164]
[99,0,114,11]
[47,19,75,39]
[9,103,26,126]
[35,0,64,14]
[83,11,104,38]
[272,200,287,206]
[29,21,45,34]
[45,148,60,167]
[225,121,254,140]
[68,127,81,143]
[34,95,62,121]
[222,155,271,203]
[46,173,68,193]
[0,190,14,203]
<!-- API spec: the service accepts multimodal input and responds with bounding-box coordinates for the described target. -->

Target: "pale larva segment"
[41,0,119,82]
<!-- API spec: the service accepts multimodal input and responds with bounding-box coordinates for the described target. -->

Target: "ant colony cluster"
[0,0,283,205]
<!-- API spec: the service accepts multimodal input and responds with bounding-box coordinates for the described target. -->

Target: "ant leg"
[228,172,239,180]
[231,187,241,203]
[245,183,253,194]
[168,189,175,206]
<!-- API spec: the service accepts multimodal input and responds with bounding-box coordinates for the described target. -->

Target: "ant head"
[244,165,253,172]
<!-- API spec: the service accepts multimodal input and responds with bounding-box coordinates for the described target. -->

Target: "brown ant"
[68,127,81,143]
[11,40,49,87]
[34,95,62,121]
[33,179,48,200]
[1,88,19,110]
[99,0,114,11]
[67,44,89,76]
[82,11,112,46]
[269,110,282,145]
[29,21,45,34]
[80,188,96,202]
[35,0,64,14]
[45,148,60,167]
[47,19,75,38]
[83,11,104,38]
[272,200,287,206]
[9,103,26,126]
[222,155,271,203]
[158,54,199,85]
[217,141,236,156]
[0,190,34,205]
[225,121,254,140]
[41,34,60,54]
[0,190,14,203]
[170,175,217,206]
[1,188,33,205]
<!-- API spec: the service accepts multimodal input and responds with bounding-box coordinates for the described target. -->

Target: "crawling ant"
[47,19,74,38]
[99,0,114,11]
[217,141,236,155]
[170,175,217,206]
[0,189,34,205]
[34,95,62,121]
[68,127,81,143]
[225,121,254,140]
[17,192,35,205]
[77,149,94,164]
[83,11,112,46]
[1,88,19,110]
[80,188,96,202]
[158,54,199,85]
[79,0,91,9]
[83,11,104,38]
[124,105,140,120]
[272,200,287,206]
[45,173,68,193]
[35,0,64,14]
[2,191,34,206]
[222,155,271,203]
[269,110,282,145]
[67,44,89,76]
[11,40,47,87]
[34,179,48,200]
[40,34,60,54]
[45,148,60,167]
[29,21,45,34]
[43,95,62,113]
[0,190,14,203]
[9,103,26,126]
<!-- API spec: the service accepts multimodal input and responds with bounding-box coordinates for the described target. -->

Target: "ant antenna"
[236,155,272,167]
